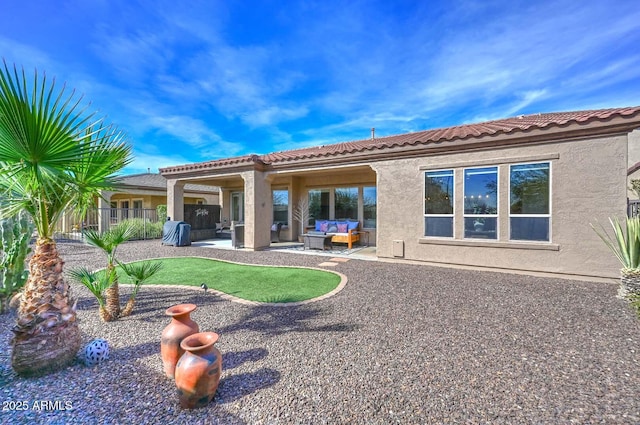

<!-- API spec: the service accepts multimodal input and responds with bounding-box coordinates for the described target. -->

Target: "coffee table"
[302,233,334,250]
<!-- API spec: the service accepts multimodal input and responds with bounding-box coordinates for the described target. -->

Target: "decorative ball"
[84,338,110,366]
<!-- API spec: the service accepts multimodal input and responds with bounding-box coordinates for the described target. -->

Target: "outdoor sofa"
[310,219,360,249]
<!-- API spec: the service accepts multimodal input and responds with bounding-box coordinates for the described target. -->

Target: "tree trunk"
[11,239,81,376]
[99,305,112,322]
[121,298,135,317]
[104,264,121,321]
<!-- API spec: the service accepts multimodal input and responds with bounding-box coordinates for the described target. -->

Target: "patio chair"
[271,222,283,243]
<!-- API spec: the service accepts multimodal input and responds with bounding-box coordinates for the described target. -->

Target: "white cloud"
[2,0,639,170]
[125,151,192,174]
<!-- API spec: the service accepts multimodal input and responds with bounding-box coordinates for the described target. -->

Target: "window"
[510,162,550,241]
[110,201,117,223]
[273,189,289,225]
[120,200,129,219]
[133,199,143,218]
[464,167,498,239]
[231,192,244,222]
[424,170,454,237]
[309,189,330,225]
[335,187,358,219]
[363,186,377,228]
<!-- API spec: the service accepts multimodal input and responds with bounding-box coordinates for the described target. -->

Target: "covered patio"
[161,155,378,251]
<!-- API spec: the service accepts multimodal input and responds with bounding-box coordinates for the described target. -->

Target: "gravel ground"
[1,239,640,424]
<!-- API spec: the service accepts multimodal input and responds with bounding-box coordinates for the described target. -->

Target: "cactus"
[0,212,35,313]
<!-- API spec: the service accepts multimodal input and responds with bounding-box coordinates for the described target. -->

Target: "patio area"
[1,239,639,424]
[192,237,378,260]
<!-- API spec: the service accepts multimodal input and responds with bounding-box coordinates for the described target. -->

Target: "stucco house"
[160,107,640,279]
[56,173,219,237]
[99,172,219,211]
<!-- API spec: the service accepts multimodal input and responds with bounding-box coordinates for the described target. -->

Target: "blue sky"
[1,0,639,175]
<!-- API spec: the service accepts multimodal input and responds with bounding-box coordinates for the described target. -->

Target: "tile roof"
[160,107,640,174]
[115,173,218,193]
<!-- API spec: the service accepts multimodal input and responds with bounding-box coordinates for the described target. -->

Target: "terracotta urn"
[161,303,199,379]
[175,332,223,409]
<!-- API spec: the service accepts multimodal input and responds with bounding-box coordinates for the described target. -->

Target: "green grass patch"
[115,257,342,303]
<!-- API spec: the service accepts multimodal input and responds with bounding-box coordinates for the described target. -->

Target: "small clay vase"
[175,332,223,409]
[161,303,199,379]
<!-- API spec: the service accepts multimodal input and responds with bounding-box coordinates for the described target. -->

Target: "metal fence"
[53,208,162,241]
[629,200,640,218]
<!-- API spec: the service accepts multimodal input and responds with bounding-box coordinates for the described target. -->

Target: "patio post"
[167,179,185,222]
[241,170,272,250]
[98,191,113,234]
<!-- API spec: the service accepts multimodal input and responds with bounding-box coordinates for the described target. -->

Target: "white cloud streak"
[2,0,639,167]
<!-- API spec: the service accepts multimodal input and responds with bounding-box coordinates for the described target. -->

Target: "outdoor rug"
[271,243,367,256]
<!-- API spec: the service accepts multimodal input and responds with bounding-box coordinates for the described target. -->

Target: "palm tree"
[0,62,132,376]
[118,260,163,317]
[67,267,114,322]
[82,223,136,321]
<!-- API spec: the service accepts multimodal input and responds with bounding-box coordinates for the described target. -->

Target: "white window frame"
[463,166,499,240]
[424,169,455,238]
[508,161,552,242]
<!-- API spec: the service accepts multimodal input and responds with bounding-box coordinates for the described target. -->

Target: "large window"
[306,187,376,227]
[464,167,498,239]
[363,186,377,228]
[510,163,550,241]
[133,199,143,218]
[335,187,358,219]
[309,189,330,225]
[424,170,454,237]
[231,191,244,222]
[423,161,552,243]
[120,200,130,219]
[273,189,289,225]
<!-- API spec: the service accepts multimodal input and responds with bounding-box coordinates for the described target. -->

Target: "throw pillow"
[337,223,348,233]
[346,220,359,231]
[320,221,329,232]
[327,225,338,233]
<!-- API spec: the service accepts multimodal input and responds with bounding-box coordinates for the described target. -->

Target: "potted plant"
[591,216,640,298]
[292,198,309,243]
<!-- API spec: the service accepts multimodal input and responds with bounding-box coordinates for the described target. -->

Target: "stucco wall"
[628,129,640,199]
[373,134,628,279]
[628,129,640,170]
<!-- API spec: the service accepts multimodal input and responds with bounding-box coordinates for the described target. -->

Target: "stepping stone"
[318,262,339,267]
[329,257,350,262]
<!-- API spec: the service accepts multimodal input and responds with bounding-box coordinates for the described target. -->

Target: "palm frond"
[0,61,133,239]
[119,261,164,284]
[118,260,164,297]
[83,221,136,261]
[68,267,113,307]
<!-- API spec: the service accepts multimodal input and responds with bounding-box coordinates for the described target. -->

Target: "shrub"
[591,216,640,271]
[113,218,163,240]
[157,205,167,222]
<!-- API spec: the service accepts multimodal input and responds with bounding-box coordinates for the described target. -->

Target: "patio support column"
[98,191,113,233]
[167,179,185,222]
[241,170,272,250]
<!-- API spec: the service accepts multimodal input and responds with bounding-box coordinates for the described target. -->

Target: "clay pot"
[175,332,223,409]
[161,303,199,379]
